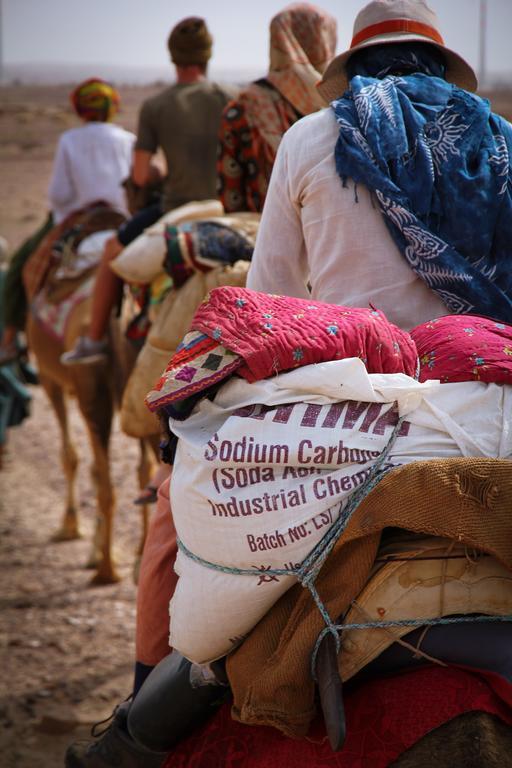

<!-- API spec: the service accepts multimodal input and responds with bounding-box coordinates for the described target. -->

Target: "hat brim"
[317,32,478,103]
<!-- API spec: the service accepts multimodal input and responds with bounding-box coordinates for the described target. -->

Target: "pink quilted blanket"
[411,314,512,384]
[193,287,418,382]
[146,287,417,412]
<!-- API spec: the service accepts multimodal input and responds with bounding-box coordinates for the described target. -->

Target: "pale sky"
[3,0,512,83]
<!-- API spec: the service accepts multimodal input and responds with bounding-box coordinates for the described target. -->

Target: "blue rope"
[310,613,512,678]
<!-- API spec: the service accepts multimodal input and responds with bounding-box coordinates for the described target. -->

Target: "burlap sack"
[226,458,512,737]
[120,260,250,438]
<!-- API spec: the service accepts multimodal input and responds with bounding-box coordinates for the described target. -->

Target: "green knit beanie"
[168,17,213,65]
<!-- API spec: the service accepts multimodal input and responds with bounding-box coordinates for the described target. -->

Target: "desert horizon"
[1,81,512,256]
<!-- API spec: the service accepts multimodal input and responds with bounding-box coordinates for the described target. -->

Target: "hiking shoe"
[61,336,108,366]
[133,485,158,506]
[64,701,167,768]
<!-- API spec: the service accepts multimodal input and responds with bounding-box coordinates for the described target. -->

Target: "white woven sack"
[168,362,512,664]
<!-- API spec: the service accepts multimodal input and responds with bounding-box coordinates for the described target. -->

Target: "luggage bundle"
[144,288,512,745]
[117,201,260,438]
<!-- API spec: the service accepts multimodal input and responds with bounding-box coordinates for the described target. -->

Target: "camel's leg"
[86,420,118,585]
[132,437,159,583]
[84,462,101,569]
[136,437,159,553]
[73,365,119,585]
[39,374,81,541]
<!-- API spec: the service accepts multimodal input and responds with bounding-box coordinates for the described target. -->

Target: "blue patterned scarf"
[331,60,512,321]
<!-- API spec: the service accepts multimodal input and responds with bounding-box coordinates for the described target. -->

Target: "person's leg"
[62,204,163,366]
[60,235,123,365]
[135,474,178,680]
[0,215,53,362]
[0,327,18,364]
[65,473,178,767]
[133,463,171,506]
[88,196,163,339]
[116,203,163,250]
[88,235,125,341]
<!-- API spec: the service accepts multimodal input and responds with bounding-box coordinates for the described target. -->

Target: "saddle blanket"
[31,274,95,342]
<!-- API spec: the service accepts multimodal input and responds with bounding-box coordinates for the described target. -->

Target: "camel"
[27,272,158,584]
[25,204,256,581]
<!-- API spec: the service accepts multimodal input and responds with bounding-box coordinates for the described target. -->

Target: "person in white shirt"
[246,105,447,331]
[0,78,135,364]
[48,112,134,223]
[247,0,512,331]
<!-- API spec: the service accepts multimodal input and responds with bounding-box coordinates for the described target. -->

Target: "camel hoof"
[89,569,121,586]
[51,528,82,542]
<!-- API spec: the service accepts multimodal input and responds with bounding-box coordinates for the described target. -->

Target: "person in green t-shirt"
[62,17,236,366]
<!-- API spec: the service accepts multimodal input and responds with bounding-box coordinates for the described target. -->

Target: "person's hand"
[103,235,124,262]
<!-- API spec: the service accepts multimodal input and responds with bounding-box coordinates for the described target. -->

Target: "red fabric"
[192,287,418,382]
[411,314,512,384]
[136,477,179,666]
[351,19,445,48]
[163,666,512,768]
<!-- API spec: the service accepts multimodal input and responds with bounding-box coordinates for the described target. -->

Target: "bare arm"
[131,149,153,187]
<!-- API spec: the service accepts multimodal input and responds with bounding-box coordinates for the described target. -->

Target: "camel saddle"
[226,458,512,740]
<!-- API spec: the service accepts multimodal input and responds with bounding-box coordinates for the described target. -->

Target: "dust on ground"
[1,82,512,768]
[0,385,150,768]
[0,83,163,768]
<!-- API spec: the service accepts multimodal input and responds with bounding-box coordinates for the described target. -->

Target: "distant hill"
[2,62,262,86]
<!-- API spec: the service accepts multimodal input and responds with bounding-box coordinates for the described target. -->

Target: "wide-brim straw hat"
[318,0,478,102]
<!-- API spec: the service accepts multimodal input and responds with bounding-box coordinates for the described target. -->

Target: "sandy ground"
[1,82,512,768]
[0,84,163,768]
[0,84,163,252]
[1,388,145,767]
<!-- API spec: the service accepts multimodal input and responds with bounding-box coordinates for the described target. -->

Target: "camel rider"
[0,79,135,365]
[217,2,337,214]
[247,0,512,329]
[62,17,237,366]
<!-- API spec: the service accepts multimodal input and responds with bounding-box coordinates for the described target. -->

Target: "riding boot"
[127,651,229,753]
[64,701,166,768]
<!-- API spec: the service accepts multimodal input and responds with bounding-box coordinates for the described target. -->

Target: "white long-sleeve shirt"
[247,107,447,331]
[48,121,135,224]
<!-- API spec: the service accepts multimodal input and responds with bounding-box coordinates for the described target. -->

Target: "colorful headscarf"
[70,78,120,122]
[235,3,337,168]
[266,3,337,118]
